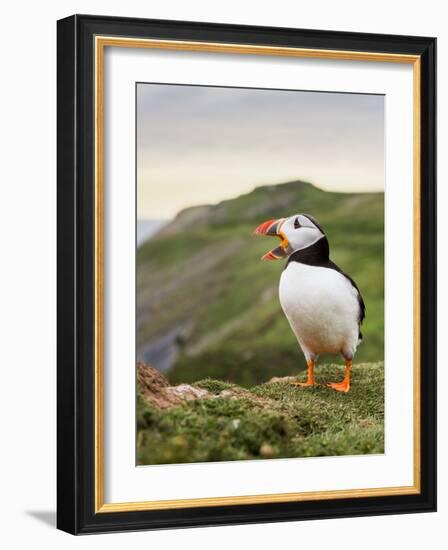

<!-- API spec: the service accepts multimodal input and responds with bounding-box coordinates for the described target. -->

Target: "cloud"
[137,84,384,219]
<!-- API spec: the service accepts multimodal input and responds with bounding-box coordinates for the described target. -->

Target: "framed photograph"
[57,14,436,534]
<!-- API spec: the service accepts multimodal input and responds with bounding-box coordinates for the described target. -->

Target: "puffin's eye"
[294,217,301,229]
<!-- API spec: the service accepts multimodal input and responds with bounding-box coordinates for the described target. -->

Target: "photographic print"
[57,16,436,533]
[136,83,385,465]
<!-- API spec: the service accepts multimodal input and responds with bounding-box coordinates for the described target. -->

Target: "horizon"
[137,84,385,220]
[137,179,385,223]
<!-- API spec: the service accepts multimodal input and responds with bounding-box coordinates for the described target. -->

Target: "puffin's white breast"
[279,262,360,357]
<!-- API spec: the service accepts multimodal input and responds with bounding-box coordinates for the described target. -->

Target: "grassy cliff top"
[137,361,384,465]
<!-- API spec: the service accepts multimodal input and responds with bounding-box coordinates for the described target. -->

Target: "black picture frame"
[57,14,436,535]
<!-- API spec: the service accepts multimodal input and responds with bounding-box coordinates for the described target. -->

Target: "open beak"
[254,218,289,260]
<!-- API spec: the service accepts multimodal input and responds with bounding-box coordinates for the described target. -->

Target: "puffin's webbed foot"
[290,359,315,388]
[327,380,350,393]
[327,360,352,393]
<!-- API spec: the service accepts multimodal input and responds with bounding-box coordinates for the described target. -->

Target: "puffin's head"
[254,214,325,260]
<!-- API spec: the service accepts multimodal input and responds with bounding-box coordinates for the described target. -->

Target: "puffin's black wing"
[328,260,366,338]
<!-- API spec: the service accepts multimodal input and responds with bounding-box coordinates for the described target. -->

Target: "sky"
[137,83,384,220]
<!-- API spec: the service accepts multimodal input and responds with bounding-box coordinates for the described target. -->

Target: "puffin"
[255,214,365,393]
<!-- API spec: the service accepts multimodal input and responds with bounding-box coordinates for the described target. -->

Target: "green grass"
[137,362,384,465]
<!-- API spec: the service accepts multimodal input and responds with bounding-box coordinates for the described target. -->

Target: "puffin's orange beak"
[254,218,289,260]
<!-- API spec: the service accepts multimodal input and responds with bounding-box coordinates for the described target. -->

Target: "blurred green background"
[137,180,384,387]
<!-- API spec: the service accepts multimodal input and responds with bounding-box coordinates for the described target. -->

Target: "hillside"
[137,180,384,386]
[137,361,384,464]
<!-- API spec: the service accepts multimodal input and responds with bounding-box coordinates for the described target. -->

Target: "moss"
[193,378,237,394]
[137,362,384,465]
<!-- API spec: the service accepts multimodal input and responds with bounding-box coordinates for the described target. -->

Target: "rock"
[137,362,273,410]
[167,384,211,401]
[267,375,298,384]
[259,442,275,457]
[137,362,213,409]
[218,387,271,408]
[137,362,169,391]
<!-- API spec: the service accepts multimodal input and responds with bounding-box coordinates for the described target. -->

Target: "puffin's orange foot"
[327,380,350,393]
[290,360,315,388]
